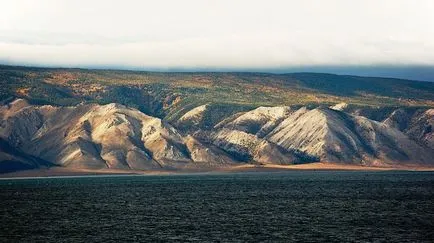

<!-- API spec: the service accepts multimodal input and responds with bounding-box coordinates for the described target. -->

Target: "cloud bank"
[1,0,434,69]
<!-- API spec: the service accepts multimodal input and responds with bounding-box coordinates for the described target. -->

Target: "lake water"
[0,171,433,242]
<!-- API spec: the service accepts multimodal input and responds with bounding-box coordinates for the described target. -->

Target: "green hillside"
[1,65,433,121]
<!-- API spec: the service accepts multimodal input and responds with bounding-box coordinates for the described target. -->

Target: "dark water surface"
[0,171,433,242]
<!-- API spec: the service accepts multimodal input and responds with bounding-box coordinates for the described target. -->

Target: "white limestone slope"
[212,128,305,165]
[1,99,433,172]
[266,107,433,165]
[215,106,292,137]
[329,102,348,111]
[178,104,208,125]
[0,100,233,170]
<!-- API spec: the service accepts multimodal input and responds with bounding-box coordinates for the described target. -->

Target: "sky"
[1,0,434,80]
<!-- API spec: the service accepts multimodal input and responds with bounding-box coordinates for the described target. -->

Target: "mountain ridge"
[1,99,432,173]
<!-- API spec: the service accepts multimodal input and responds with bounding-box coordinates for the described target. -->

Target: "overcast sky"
[1,0,434,72]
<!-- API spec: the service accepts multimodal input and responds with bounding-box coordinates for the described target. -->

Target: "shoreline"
[1,163,434,179]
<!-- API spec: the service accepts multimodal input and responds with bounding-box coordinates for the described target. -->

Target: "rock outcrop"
[329,102,348,111]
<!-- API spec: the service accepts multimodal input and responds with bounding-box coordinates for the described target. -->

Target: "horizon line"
[1,63,434,82]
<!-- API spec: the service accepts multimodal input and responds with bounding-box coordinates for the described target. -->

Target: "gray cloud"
[1,0,434,68]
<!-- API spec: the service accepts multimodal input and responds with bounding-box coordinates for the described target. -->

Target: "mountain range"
[0,65,433,173]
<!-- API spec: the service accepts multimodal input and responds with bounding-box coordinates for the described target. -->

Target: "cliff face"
[1,99,433,173]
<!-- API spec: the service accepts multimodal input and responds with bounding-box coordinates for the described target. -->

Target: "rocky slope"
[0,99,433,173]
[0,138,51,173]
[265,107,433,165]
[212,128,312,165]
[215,106,293,137]
[383,108,434,150]
[0,99,239,171]
[186,104,433,166]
